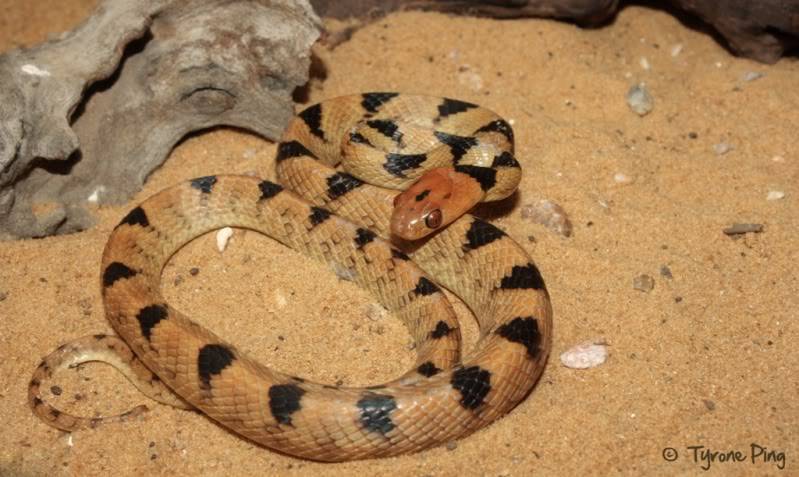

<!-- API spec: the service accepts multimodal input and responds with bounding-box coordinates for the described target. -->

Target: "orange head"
[390,167,483,241]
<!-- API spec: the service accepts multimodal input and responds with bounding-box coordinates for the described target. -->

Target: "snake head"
[390,167,482,241]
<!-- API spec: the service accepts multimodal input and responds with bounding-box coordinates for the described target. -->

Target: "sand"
[1,1,797,475]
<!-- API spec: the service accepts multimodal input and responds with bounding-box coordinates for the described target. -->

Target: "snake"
[28,93,552,462]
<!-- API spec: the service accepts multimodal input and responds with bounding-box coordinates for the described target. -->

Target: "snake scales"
[29,93,552,461]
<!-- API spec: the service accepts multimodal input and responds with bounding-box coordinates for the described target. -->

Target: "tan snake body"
[29,93,552,461]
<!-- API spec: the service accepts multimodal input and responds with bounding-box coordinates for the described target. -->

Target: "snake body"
[29,93,552,461]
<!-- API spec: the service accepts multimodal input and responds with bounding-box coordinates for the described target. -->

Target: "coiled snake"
[29,93,552,461]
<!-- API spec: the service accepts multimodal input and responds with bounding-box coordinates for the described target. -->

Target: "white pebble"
[520,199,573,237]
[626,83,654,116]
[767,190,785,201]
[560,341,608,369]
[670,44,683,57]
[613,172,633,184]
[639,57,651,70]
[274,289,287,308]
[713,142,732,155]
[742,71,764,82]
[771,155,785,163]
[715,61,723,68]
[21,63,51,76]
[365,303,388,321]
[458,70,483,91]
[216,227,233,252]
[508,118,515,126]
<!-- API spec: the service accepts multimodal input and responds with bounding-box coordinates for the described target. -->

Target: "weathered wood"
[0,0,320,239]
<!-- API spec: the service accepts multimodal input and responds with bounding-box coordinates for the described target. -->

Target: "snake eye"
[425,209,442,229]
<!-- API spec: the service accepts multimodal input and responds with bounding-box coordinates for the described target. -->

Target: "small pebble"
[771,155,785,163]
[216,227,234,252]
[173,275,184,286]
[639,57,651,70]
[50,385,63,396]
[0,291,7,301]
[560,341,608,369]
[713,142,732,155]
[723,223,763,236]
[365,303,388,321]
[446,441,458,451]
[742,71,764,82]
[670,44,683,57]
[457,65,484,91]
[659,265,673,279]
[626,83,654,116]
[703,399,716,411]
[633,274,655,292]
[688,132,698,139]
[189,267,200,276]
[274,290,288,308]
[766,190,785,201]
[520,200,573,237]
[613,172,633,184]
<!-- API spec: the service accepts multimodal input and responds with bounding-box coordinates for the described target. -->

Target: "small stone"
[713,142,732,155]
[670,44,683,57]
[274,289,287,308]
[771,155,785,163]
[613,172,633,184]
[703,399,716,411]
[365,303,388,321]
[742,71,764,82]
[766,190,785,201]
[626,83,654,116]
[560,341,608,369]
[520,200,573,237]
[457,65,483,91]
[639,57,651,70]
[688,132,698,139]
[446,440,458,451]
[189,267,200,276]
[723,223,763,236]
[659,265,673,279]
[0,291,7,301]
[633,274,655,292]
[50,385,63,396]
[216,227,234,252]
[173,275,184,286]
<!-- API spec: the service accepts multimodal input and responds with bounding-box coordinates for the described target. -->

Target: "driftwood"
[312,0,799,63]
[0,0,319,239]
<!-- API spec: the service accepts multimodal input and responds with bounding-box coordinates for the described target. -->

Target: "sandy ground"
[1,1,798,476]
